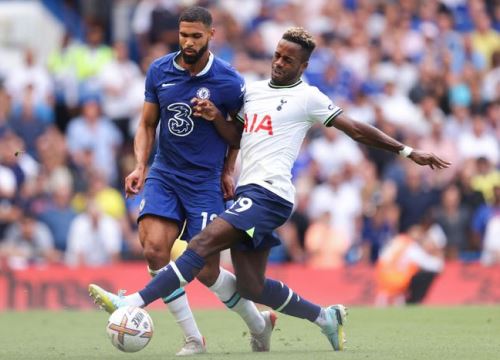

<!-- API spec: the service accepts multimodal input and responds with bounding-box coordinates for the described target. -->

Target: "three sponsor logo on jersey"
[166,87,211,137]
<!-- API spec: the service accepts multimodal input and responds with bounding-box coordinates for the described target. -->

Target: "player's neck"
[269,77,302,87]
[177,52,211,76]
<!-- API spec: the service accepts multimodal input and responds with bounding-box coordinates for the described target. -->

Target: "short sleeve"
[144,64,159,104]
[236,99,245,124]
[222,73,245,114]
[306,86,343,126]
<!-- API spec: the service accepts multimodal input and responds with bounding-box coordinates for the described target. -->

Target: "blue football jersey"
[144,52,245,182]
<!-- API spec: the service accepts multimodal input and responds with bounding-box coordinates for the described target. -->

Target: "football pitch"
[1,306,499,360]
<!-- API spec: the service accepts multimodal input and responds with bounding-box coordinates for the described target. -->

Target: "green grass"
[1,306,499,359]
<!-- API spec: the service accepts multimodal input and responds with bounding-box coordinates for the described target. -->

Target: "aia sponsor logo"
[243,114,273,135]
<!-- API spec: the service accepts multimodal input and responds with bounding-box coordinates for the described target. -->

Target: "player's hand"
[124,166,146,198]
[408,150,451,170]
[221,170,235,200]
[191,97,222,121]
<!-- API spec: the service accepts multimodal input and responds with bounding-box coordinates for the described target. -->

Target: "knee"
[236,279,265,302]
[142,240,170,267]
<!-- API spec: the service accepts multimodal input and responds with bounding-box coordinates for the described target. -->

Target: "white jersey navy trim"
[236,79,343,203]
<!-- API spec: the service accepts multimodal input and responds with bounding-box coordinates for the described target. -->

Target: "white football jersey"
[236,79,343,203]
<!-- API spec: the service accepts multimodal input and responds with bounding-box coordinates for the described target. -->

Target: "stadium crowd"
[0,0,498,288]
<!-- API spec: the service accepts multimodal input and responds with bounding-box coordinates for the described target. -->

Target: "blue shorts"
[219,184,293,251]
[139,169,224,241]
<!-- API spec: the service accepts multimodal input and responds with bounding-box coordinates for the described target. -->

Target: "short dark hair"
[282,27,316,60]
[178,6,212,27]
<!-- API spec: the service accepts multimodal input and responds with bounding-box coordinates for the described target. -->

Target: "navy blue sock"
[257,278,321,322]
[139,249,205,305]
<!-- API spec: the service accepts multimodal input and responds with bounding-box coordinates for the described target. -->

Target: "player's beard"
[181,41,209,65]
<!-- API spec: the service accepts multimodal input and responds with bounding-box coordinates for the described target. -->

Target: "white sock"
[149,266,203,341]
[314,308,327,328]
[125,293,146,307]
[209,267,265,334]
[167,293,203,341]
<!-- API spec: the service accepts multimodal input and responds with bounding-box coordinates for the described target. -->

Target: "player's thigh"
[188,217,245,258]
[138,215,180,252]
[138,176,184,250]
[231,248,270,299]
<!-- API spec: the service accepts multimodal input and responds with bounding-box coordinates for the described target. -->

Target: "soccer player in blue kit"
[89,7,273,356]
[90,27,450,352]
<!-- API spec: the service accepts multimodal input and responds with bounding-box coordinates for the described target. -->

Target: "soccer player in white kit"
[89,27,450,352]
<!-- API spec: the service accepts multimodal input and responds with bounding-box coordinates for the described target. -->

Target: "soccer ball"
[106,306,154,352]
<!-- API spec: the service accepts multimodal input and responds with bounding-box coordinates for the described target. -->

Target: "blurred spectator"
[132,0,179,55]
[480,214,500,266]
[435,184,471,259]
[377,80,426,135]
[257,3,296,56]
[361,203,399,264]
[418,112,459,185]
[4,48,54,107]
[457,114,499,165]
[38,182,76,252]
[308,126,363,181]
[471,157,500,204]
[308,166,362,245]
[483,100,499,139]
[65,196,122,267]
[470,11,500,68]
[47,32,81,130]
[375,222,445,306]
[396,166,440,232]
[66,97,123,184]
[0,163,20,240]
[304,211,349,268]
[444,102,472,139]
[70,23,113,84]
[471,185,500,250]
[98,41,142,141]
[0,210,59,269]
[406,215,446,304]
[374,48,418,96]
[481,51,500,102]
[9,85,51,158]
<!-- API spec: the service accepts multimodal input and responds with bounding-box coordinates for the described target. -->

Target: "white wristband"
[399,145,413,158]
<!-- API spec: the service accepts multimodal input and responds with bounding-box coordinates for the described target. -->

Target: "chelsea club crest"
[196,87,210,100]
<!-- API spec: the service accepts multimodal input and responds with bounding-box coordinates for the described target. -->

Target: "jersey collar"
[173,51,214,76]
[268,79,303,89]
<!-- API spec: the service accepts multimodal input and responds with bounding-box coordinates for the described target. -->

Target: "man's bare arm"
[332,113,451,170]
[191,98,242,148]
[124,102,160,197]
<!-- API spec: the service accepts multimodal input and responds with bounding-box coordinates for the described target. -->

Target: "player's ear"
[300,60,309,73]
[209,27,215,40]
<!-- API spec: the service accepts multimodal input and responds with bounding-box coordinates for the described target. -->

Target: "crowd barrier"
[0,262,498,310]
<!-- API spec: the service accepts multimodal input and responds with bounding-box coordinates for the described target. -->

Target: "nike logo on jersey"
[161,83,176,88]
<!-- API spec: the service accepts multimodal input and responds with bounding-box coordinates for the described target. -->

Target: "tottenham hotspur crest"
[196,87,210,100]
